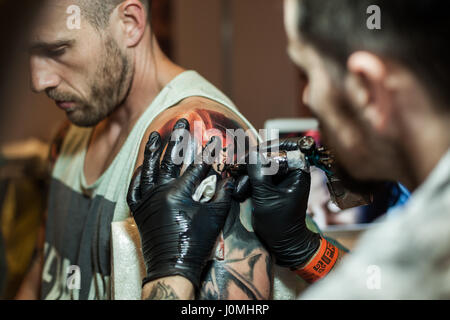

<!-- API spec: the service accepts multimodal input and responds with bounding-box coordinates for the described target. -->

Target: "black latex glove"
[248,146,321,269]
[127,119,235,290]
[232,138,301,202]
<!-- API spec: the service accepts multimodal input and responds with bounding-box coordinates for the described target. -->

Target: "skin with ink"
[142,276,194,300]
[146,281,180,300]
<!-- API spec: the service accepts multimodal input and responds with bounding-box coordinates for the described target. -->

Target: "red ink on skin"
[156,109,245,261]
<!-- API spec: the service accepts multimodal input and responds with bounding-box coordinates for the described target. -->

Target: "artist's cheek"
[309,78,339,135]
[308,67,331,114]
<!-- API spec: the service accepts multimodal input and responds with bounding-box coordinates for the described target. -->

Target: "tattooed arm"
[140,196,272,301]
[198,200,272,300]
[134,98,272,300]
[142,277,194,300]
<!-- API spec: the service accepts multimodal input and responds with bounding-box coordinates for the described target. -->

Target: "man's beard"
[315,92,388,195]
[47,36,132,127]
[329,161,387,195]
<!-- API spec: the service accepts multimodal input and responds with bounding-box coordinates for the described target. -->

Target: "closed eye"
[29,39,74,58]
[46,46,67,58]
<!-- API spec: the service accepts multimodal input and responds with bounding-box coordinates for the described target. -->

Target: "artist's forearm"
[142,276,195,300]
[297,240,346,269]
[293,238,347,283]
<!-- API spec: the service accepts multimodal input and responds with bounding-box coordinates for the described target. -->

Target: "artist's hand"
[232,138,301,202]
[127,119,235,290]
[247,145,321,269]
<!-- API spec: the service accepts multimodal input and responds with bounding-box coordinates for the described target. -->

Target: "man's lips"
[55,101,76,111]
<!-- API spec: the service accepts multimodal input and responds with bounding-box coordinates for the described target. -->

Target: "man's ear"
[345,51,392,133]
[116,0,147,48]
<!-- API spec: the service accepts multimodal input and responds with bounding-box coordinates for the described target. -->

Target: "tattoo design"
[145,281,180,300]
[198,202,273,300]
[154,108,273,300]
[157,108,253,173]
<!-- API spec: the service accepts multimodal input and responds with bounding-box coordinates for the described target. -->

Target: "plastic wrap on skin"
[112,216,221,300]
[273,266,300,299]
[111,218,146,300]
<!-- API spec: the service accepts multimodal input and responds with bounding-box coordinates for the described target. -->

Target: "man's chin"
[66,111,101,128]
[317,133,386,194]
[331,161,387,195]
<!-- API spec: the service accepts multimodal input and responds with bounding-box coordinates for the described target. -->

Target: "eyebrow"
[29,39,75,52]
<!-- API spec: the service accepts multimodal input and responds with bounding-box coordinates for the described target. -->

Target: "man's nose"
[30,56,61,93]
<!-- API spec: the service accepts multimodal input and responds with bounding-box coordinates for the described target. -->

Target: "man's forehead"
[32,1,79,29]
[283,0,311,68]
[284,0,300,41]
[283,0,306,51]
[29,0,83,46]
[35,0,75,22]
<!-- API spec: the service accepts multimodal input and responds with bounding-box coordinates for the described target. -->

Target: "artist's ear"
[114,0,147,48]
[345,51,392,134]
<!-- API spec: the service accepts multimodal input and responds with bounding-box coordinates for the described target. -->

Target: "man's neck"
[83,36,185,185]
[106,35,185,133]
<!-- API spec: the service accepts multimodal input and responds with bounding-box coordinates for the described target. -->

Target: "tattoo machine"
[225,136,373,210]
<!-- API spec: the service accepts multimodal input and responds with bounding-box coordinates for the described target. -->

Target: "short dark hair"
[297,0,450,110]
[78,0,152,30]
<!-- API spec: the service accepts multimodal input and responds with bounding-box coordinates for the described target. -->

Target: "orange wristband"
[294,238,339,283]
